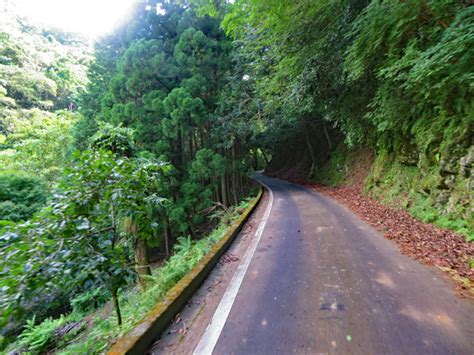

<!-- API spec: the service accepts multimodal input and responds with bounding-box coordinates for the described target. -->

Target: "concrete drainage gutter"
[108,188,263,355]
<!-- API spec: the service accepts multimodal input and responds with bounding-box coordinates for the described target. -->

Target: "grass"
[366,153,474,242]
[7,197,255,354]
[409,195,474,241]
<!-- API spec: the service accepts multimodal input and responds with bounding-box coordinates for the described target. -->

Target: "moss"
[312,143,348,186]
[366,152,473,241]
[419,169,442,194]
[318,142,473,242]
[367,153,384,184]
[313,143,371,187]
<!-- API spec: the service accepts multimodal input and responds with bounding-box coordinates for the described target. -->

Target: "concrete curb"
[108,188,263,355]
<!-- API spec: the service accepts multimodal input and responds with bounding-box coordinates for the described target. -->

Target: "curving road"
[169,175,474,354]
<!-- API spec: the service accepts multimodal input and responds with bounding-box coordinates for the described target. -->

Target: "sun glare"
[7,0,141,37]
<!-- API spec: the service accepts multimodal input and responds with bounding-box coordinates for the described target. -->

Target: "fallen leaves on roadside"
[207,279,222,291]
[169,314,187,336]
[178,321,187,335]
[220,253,240,264]
[291,180,474,294]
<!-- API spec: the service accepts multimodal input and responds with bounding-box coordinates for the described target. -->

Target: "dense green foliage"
[0,110,78,181]
[0,9,91,224]
[0,148,173,341]
[75,2,256,239]
[1,1,258,350]
[6,198,254,354]
[0,172,47,221]
[0,10,89,111]
[1,0,472,352]
[217,0,473,236]
[220,0,472,153]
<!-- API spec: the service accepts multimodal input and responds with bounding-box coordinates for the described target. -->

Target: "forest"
[1,0,472,353]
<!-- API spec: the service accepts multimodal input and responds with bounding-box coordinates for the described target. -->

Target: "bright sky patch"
[5,0,140,37]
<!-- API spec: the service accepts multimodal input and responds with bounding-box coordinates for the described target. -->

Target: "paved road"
[194,175,474,355]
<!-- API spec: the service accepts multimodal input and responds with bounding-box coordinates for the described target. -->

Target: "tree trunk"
[305,125,316,178]
[189,130,194,160]
[220,174,228,207]
[135,238,151,288]
[239,172,243,196]
[232,172,238,205]
[232,145,238,205]
[226,173,232,206]
[112,288,122,326]
[164,217,171,258]
[322,120,332,150]
[212,175,220,203]
[109,203,122,326]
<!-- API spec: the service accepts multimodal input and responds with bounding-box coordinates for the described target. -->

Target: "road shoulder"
[148,192,270,354]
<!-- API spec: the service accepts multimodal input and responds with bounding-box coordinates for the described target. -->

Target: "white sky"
[6,0,141,37]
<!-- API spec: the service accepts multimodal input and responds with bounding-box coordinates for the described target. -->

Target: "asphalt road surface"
[189,175,474,354]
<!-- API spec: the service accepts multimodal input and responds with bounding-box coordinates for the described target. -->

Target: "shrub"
[0,172,47,221]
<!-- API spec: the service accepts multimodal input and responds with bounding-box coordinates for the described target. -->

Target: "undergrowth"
[313,144,352,186]
[313,143,473,242]
[367,153,473,242]
[7,196,255,354]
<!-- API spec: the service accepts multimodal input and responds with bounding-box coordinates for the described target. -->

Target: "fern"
[17,315,65,354]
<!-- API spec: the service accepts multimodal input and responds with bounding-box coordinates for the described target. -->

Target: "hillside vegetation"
[0,0,472,353]
[1,2,260,351]
[223,0,473,240]
[0,10,91,223]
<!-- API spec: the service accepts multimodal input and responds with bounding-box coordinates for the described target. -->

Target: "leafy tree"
[0,12,90,111]
[0,150,169,329]
[213,0,472,179]
[0,9,91,225]
[2,1,261,348]
[0,110,78,182]
[90,122,135,157]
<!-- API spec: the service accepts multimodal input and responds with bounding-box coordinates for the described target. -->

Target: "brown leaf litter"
[298,181,474,298]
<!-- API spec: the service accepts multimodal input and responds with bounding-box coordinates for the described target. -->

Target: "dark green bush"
[0,172,48,221]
